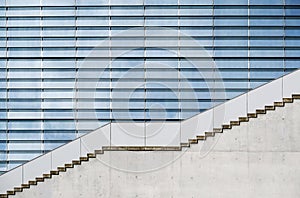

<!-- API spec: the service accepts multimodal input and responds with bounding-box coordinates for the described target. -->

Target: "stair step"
[28,181,37,185]
[247,113,257,118]
[65,164,73,168]
[205,132,215,137]
[239,117,249,122]
[14,187,23,192]
[36,177,44,182]
[21,184,30,188]
[50,170,59,175]
[72,160,81,165]
[222,124,232,129]
[256,109,266,114]
[87,153,96,158]
[188,139,198,144]
[292,94,300,99]
[6,191,15,195]
[180,143,190,147]
[95,150,104,154]
[213,128,223,133]
[274,102,284,107]
[283,98,293,103]
[230,121,240,126]
[265,105,275,110]
[196,135,206,140]
[57,167,66,172]
[80,157,89,162]
[0,194,8,198]
[102,146,111,151]
[43,174,51,179]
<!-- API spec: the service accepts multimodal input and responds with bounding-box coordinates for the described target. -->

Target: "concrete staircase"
[0,94,299,197]
[1,69,300,197]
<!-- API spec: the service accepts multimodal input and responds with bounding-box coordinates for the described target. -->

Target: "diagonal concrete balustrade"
[0,69,300,197]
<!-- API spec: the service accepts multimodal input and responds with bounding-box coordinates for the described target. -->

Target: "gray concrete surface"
[14,101,300,198]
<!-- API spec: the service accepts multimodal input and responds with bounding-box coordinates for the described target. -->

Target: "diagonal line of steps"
[1,94,299,197]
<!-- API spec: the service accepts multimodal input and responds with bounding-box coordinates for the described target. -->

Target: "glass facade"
[0,0,300,173]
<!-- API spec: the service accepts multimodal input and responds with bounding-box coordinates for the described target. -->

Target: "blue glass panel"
[286,8,300,16]
[214,0,247,5]
[286,18,300,26]
[250,48,284,57]
[286,0,300,5]
[214,6,248,16]
[250,18,283,26]
[250,38,283,46]
[250,59,283,68]
[250,0,283,5]
[250,27,283,36]
[286,59,300,68]
[215,17,247,26]
[8,121,42,130]
[44,132,76,141]
[179,6,212,16]
[250,6,283,16]
[285,28,300,36]
[215,59,248,68]
[179,0,212,5]
[44,120,76,130]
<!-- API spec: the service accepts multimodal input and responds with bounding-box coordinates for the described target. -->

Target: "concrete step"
[239,117,249,122]
[13,188,22,192]
[247,113,257,118]
[35,178,44,182]
[213,128,223,133]
[222,124,232,129]
[180,143,190,148]
[65,164,74,168]
[292,94,300,99]
[43,174,51,179]
[230,121,240,126]
[265,105,275,110]
[6,191,14,195]
[283,98,293,103]
[80,157,89,162]
[87,153,96,158]
[205,132,215,137]
[50,171,59,175]
[95,150,104,154]
[72,160,81,165]
[274,102,284,107]
[256,109,266,114]
[28,181,37,185]
[196,135,206,140]
[21,184,30,189]
[188,139,198,144]
[57,167,66,172]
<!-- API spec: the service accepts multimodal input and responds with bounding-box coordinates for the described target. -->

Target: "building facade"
[0,0,300,173]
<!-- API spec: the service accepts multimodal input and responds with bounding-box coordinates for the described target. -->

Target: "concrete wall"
[14,101,300,198]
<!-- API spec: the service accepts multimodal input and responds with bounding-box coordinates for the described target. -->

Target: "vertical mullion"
[74,0,78,138]
[247,0,250,100]
[109,0,112,127]
[143,1,146,146]
[283,0,286,75]
[212,0,215,125]
[40,0,44,154]
[4,0,8,172]
[178,0,181,140]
